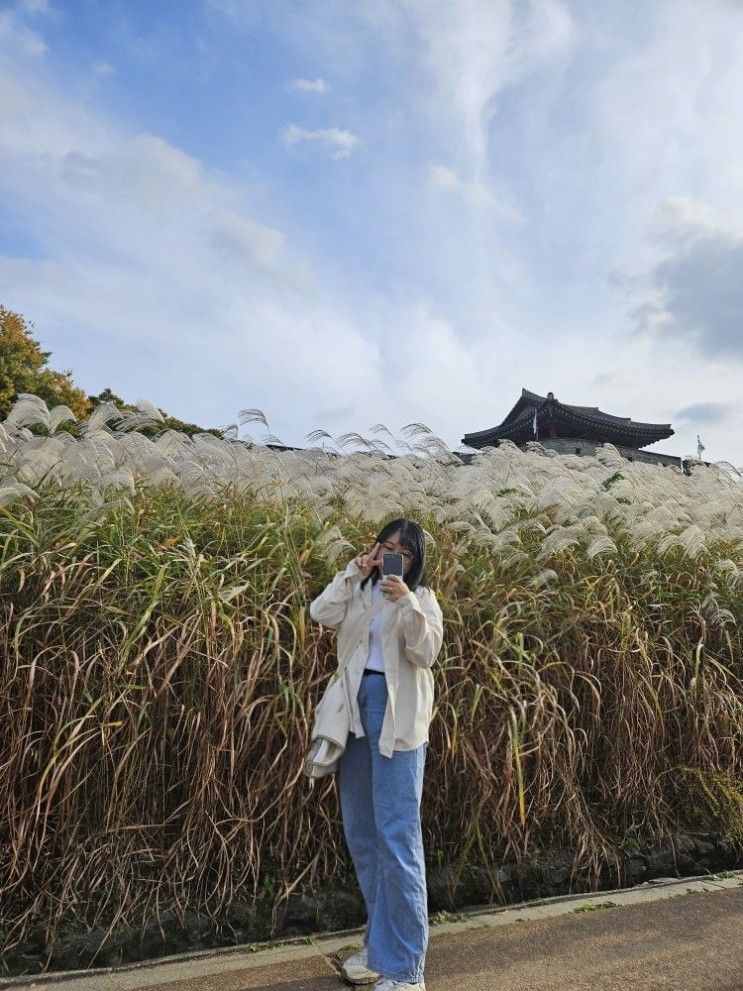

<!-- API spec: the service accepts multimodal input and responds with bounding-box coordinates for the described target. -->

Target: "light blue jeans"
[337,670,429,984]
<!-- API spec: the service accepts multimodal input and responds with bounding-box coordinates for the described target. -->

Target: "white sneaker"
[341,945,380,984]
[372,979,426,991]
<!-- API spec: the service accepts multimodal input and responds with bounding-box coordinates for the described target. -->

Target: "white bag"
[304,597,385,783]
[303,672,349,780]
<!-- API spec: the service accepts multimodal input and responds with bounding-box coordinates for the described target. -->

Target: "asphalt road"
[6,877,743,991]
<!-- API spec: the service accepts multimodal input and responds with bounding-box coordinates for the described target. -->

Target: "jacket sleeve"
[309,558,365,630]
[397,587,444,670]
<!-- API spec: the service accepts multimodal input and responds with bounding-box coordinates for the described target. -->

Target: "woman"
[309,518,444,991]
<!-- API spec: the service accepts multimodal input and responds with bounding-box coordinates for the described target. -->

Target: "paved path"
[3,872,742,991]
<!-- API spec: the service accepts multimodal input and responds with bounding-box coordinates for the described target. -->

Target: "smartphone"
[383,553,404,578]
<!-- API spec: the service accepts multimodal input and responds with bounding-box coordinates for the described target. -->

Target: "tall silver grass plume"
[238,407,270,429]
[700,589,737,629]
[315,524,355,565]
[336,431,377,452]
[16,446,64,487]
[4,394,50,432]
[552,502,581,526]
[82,401,127,435]
[0,481,38,505]
[530,568,559,588]
[134,398,165,422]
[655,532,684,555]
[537,529,582,558]
[676,524,707,558]
[238,407,284,445]
[586,534,617,559]
[218,582,251,603]
[367,424,398,454]
[713,559,742,588]
[91,468,137,496]
[154,430,191,454]
[305,427,338,453]
[399,421,457,463]
[112,409,160,432]
[48,404,78,432]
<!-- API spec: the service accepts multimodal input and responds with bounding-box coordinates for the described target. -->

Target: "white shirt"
[364,580,386,673]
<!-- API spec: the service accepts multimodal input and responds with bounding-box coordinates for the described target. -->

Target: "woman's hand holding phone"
[353,542,410,601]
[380,574,409,601]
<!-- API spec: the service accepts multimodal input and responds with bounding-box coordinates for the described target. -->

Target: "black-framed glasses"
[381,542,413,561]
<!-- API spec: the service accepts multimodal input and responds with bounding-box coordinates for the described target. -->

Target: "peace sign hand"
[354,542,384,577]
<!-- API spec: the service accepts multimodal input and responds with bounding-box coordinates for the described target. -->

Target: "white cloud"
[650,197,741,248]
[288,77,329,94]
[588,1,743,274]
[281,123,360,159]
[0,61,378,438]
[93,60,115,77]
[18,0,50,15]
[632,198,743,360]
[404,1,510,169]
[428,163,518,217]
[676,402,732,426]
[403,0,576,168]
[0,10,47,56]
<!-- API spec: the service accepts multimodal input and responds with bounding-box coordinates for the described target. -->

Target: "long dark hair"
[360,517,430,594]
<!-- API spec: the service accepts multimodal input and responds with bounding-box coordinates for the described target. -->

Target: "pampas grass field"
[1,393,742,971]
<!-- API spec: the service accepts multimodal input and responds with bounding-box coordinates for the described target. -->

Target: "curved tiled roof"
[463,388,674,449]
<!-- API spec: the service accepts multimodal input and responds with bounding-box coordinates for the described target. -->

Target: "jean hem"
[366,961,425,984]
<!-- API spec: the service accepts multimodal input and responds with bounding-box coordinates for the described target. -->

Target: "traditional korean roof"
[462,388,674,449]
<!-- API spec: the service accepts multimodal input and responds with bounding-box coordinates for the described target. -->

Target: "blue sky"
[0,0,742,466]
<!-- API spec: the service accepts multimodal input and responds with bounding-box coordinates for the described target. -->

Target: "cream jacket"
[309,558,444,758]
